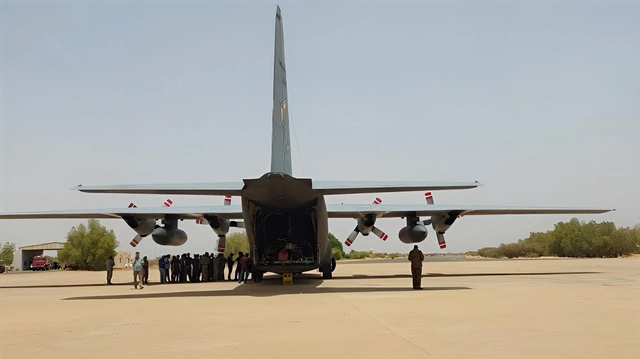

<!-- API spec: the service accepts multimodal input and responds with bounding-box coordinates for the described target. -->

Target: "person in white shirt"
[132,252,144,290]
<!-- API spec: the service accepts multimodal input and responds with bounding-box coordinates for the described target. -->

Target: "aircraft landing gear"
[255,271,264,283]
[320,257,336,279]
[322,267,332,279]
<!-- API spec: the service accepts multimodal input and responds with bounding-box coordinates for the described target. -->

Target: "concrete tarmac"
[1,258,638,359]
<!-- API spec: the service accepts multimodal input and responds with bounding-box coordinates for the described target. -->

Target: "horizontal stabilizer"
[72,182,244,196]
[69,180,481,196]
[311,181,482,195]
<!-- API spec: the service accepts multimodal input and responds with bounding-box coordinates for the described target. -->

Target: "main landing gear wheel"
[322,267,332,279]
[320,259,335,279]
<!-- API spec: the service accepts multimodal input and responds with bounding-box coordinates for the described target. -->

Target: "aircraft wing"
[71,180,482,196]
[0,205,244,220]
[326,204,614,219]
[311,181,482,195]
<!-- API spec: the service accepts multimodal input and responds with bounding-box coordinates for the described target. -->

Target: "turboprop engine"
[195,195,245,253]
[398,223,428,244]
[122,199,187,247]
[344,197,388,246]
[150,226,188,246]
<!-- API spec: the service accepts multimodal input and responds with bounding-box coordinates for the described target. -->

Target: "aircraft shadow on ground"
[0,283,138,289]
[63,279,471,301]
[346,271,601,280]
[1,271,600,290]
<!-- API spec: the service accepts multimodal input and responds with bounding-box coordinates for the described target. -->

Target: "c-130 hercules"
[0,6,613,280]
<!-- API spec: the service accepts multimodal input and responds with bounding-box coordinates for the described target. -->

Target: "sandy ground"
[1,258,638,359]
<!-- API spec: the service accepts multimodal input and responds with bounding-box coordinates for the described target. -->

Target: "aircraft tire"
[331,257,336,272]
[321,264,333,279]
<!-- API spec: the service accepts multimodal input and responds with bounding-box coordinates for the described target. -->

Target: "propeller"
[421,191,462,250]
[128,198,173,247]
[196,195,232,225]
[344,197,388,247]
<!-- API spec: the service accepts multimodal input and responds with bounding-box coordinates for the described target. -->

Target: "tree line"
[470,218,640,259]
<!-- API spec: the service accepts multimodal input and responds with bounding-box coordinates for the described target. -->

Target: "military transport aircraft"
[0,6,613,280]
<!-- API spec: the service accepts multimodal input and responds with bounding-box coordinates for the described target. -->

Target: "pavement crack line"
[339,295,436,359]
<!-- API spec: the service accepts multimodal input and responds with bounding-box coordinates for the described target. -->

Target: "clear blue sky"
[1,0,638,260]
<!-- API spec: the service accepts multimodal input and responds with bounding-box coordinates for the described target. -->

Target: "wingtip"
[276,5,281,16]
[475,181,485,187]
[70,184,82,190]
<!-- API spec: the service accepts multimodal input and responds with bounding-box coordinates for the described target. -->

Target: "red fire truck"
[30,255,52,271]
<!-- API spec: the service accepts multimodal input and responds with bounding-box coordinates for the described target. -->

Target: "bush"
[477,247,502,258]
[474,219,640,259]
[345,250,370,260]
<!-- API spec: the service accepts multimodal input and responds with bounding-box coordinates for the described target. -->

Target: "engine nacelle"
[398,224,428,244]
[430,214,453,233]
[357,214,377,235]
[122,217,156,236]
[151,227,188,246]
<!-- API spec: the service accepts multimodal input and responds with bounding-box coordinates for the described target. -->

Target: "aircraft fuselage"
[240,172,331,276]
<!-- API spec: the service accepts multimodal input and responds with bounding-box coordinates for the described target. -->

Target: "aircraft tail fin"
[270,6,293,175]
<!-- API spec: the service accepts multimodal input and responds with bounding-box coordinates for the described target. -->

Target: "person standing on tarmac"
[192,254,200,282]
[226,253,234,281]
[408,245,424,290]
[234,252,244,281]
[141,256,149,285]
[105,256,115,285]
[238,254,250,284]
[216,253,226,281]
[184,253,192,283]
[132,252,144,290]
[209,253,215,281]
[200,252,210,282]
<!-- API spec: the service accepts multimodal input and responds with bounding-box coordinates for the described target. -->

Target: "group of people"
[105,251,257,288]
[106,245,427,290]
[157,252,254,284]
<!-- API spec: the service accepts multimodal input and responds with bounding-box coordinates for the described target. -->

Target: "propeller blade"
[436,232,446,249]
[371,226,388,241]
[424,192,453,249]
[217,235,226,253]
[130,234,143,247]
[425,192,434,205]
[344,226,360,246]
[230,221,245,229]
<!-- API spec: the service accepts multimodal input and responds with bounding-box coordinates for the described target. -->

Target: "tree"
[57,219,118,270]
[0,242,16,266]
[328,232,345,259]
[475,219,640,259]
[223,232,250,259]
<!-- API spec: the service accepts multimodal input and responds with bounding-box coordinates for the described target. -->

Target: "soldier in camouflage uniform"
[408,245,424,290]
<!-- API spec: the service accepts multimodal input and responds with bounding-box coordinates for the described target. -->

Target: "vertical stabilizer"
[271,5,293,175]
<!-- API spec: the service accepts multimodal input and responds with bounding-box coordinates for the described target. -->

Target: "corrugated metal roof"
[19,242,65,251]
